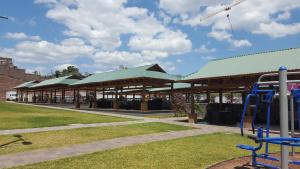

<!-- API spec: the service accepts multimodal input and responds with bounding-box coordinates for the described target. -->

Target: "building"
[0,57,45,100]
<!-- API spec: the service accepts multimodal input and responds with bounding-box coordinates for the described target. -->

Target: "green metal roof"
[71,64,180,86]
[14,81,39,89]
[30,75,79,88]
[184,47,300,80]
[150,83,191,92]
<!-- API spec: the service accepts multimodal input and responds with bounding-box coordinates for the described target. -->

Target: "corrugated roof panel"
[184,47,300,80]
[14,81,38,89]
[30,75,79,88]
[71,64,181,86]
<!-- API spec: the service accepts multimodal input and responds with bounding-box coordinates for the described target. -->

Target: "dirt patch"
[207,153,300,169]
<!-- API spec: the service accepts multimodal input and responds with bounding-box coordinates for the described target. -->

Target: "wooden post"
[61,88,65,104]
[113,88,119,109]
[189,83,197,123]
[141,84,148,111]
[219,89,223,110]
[75,89,80,109]
[206,91,210,103]
[41,90,44,103]
[54,89,57,103]
[49,89,53,103]
[73,89,76,103]
[102,88,105,99]
[33,91,36,103]
[93,88,97,108]
[25,90,29,103]
[20,90,23,102]
[170,82,174,109]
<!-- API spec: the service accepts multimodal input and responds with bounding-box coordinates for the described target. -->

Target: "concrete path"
[0,120,156,135]
[0,129,213,169]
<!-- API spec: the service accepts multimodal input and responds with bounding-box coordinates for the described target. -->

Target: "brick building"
[0,57,45,100]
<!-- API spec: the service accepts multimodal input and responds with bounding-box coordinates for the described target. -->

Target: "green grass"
[143,114,175,118]
[9,133,287,169]
[0,122,191,155]
[0,102,132,130]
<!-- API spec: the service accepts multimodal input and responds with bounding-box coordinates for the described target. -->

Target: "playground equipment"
[237,67,300,169]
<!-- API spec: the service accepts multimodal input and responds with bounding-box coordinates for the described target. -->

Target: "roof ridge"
[211,46,300,62]
[95,63,158,74]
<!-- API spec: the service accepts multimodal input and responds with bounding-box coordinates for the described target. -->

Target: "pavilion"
[14,47,300,123]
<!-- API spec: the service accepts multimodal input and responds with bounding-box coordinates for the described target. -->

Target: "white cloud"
[54,63,78,71]
[159,0,231,16]
[195,44,216,53]
[91,51,149,71]
[253,22,300,38]
[0,38,94,64]
[208,30,251,48]
[5,32,41,41]
[159,0,300,46]
[25,66,46,74]
[128,30,191,59]
[31,0,192,71]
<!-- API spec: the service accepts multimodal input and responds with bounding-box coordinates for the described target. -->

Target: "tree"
[118,65,128,70]
[54,66,82,77]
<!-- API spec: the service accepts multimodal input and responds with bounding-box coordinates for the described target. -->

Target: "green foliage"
[54,66,82,77]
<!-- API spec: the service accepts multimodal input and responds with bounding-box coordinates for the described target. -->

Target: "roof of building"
[183,47,300,81]
[71,64,181,86]
[30,75,80,88]
[14,81,39,89]
[150,83,191,92]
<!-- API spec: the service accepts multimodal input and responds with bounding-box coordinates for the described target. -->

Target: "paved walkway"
[0,120,157,135]
[0,129,210,169]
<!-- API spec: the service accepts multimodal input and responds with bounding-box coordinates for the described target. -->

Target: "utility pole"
[0,16,8,20]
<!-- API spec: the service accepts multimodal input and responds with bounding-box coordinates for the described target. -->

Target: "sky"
[0,0,300,76]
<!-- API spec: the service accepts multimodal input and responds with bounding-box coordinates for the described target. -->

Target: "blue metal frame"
[292,89,300,130]
[239,83,274,154]
[237,85,300,168]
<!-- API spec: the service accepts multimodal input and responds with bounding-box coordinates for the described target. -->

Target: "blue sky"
[0,0,300,76]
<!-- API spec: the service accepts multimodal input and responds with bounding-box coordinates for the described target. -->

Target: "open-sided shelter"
[70,64,180,111]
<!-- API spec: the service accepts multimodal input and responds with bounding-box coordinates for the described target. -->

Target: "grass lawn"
[0,102,132,130]
[143,113,175,118]
[9,133,286,169]
[0,122,191,155]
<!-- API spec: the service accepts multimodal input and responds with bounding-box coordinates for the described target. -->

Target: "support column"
[33,91,36,103]
[279,66,289,169]
[20,90,23,102]
[49,89,53,103]
[113,88,119,109]
[41,90,44,103]
[206,91,210,103]
[188,83,197,123]
[54,89,57,103]
[60,88,65,104]
[141,84,148,111]
[93,89,97,108]
[75,89,80,109]
[102,88,105,99]
[73,89,76,103]
[170,82,174,109]
[219,89,223,110]
[25,90,29,103]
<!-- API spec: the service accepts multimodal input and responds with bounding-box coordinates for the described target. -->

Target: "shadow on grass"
[0,134,32,148]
